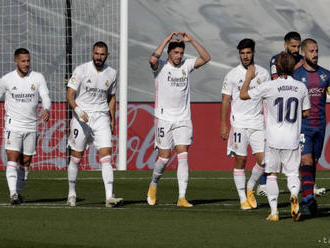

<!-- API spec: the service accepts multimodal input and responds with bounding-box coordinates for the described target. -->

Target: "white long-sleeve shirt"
[0,69,51,132]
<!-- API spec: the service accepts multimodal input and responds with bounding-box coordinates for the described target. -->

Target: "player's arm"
[149,32,178,71]
[220,94,231,140]
[66,87,88,122]
[39,76,51,122]
[240,65,256,100]
[180,32,211,69]
[270,57,278,80]
[108,94,116,134]
[0,78,6,99]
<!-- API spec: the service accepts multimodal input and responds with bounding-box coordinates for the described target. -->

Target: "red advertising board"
[0,103,329,170]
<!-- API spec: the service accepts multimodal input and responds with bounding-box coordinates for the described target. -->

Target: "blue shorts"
[300,126,326,159]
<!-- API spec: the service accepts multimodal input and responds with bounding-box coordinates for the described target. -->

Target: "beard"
[93,58,105,68]
[305,56,318,69]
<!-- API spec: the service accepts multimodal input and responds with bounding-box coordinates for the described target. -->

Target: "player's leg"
[4,130,23,204]
[265,146,280,221]
[16,132,37,203]
[282,148,301,221]
[147,118,172,205]
[67,117,88,206]
[229,127,250,209]
[312,128,326,196]
[93,113,122,207]
[173,120,193,207]
[6,150,20,204]
[16,155,32,203]
[246,129,265,208]
[175,145,192,207]
[300,130,317,216]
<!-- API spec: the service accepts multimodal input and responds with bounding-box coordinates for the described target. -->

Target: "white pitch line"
[21,177,330,181]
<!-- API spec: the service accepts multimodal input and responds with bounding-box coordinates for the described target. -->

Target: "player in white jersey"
[0,48,51,204]
[240,52,310,221]
[221,39,270,210]
[147,32,210,207]
[66,41,122,207]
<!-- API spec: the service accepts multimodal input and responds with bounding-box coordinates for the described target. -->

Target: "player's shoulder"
[255,64,269,75]
[74,61,91,73]
[225,64,241,78]
[1,70,16,81]
[270,53,280,65]
[317,65,330,76]
[29,70,44,78]
[103,64,117,75]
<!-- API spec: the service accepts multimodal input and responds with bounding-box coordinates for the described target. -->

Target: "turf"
[0,170,329,248]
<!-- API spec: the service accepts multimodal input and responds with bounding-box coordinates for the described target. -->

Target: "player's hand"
[246,65,256,81]
[220,125,229,140]
[74,106,88,122]
[166,32,179,43]
[42,109,50,122]
[179,32,193,42]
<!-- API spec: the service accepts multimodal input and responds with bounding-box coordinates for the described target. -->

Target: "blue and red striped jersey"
[293,65,330,128]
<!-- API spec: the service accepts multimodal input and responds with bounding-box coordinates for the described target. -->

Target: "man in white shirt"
[66,41,122,207]
[0,48,51,204]
[147,32,210,207]
[221,39,270,210]
[240,52,310,222]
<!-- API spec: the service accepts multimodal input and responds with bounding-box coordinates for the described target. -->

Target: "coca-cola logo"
[0,103,329,170]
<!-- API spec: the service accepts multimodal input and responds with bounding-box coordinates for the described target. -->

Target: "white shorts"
[4,130,37,156]
[154,118,193,149]
[227,127,264,156]
[68,112,112,152]
[265,146,301,176]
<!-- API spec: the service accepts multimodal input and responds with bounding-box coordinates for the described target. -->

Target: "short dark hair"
[301,38,317,51]
[14,48,30,58]
[284,31,301,42]
[167,41,185,53]
[275,52,296,76]
[93,41,108,52]
[237,39,255,51]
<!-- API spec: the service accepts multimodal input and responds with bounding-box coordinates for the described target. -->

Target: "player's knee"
[70,156,81,166]
[234,156,247,169]
[158,149,171,159]
[301,154,313,166]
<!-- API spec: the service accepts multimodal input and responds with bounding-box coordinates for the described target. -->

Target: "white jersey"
[0,70,51,132]
[154,58,196,121]
[222,64,270,130]
[248,76,310,149]
[67,61,117,113]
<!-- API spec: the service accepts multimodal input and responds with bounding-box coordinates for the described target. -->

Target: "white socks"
[177,152,189,198]
[247,163,264,191]
[287,175,300,197]
[233,168,247,203]
[6,161,18,196]
[67,156,80,197]
[151,157,169,186]
[100,155,114,200]
[266,175,279,215]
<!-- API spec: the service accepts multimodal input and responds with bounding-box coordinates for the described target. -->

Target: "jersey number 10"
[274,97,298,123]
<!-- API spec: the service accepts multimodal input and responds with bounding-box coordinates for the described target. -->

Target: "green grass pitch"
[0,170,329,248]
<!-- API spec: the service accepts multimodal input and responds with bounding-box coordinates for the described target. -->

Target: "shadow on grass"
[24,197,69,204]
[191,198,236,205]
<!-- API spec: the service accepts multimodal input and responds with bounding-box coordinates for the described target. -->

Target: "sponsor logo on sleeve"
[271,65,277,74]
